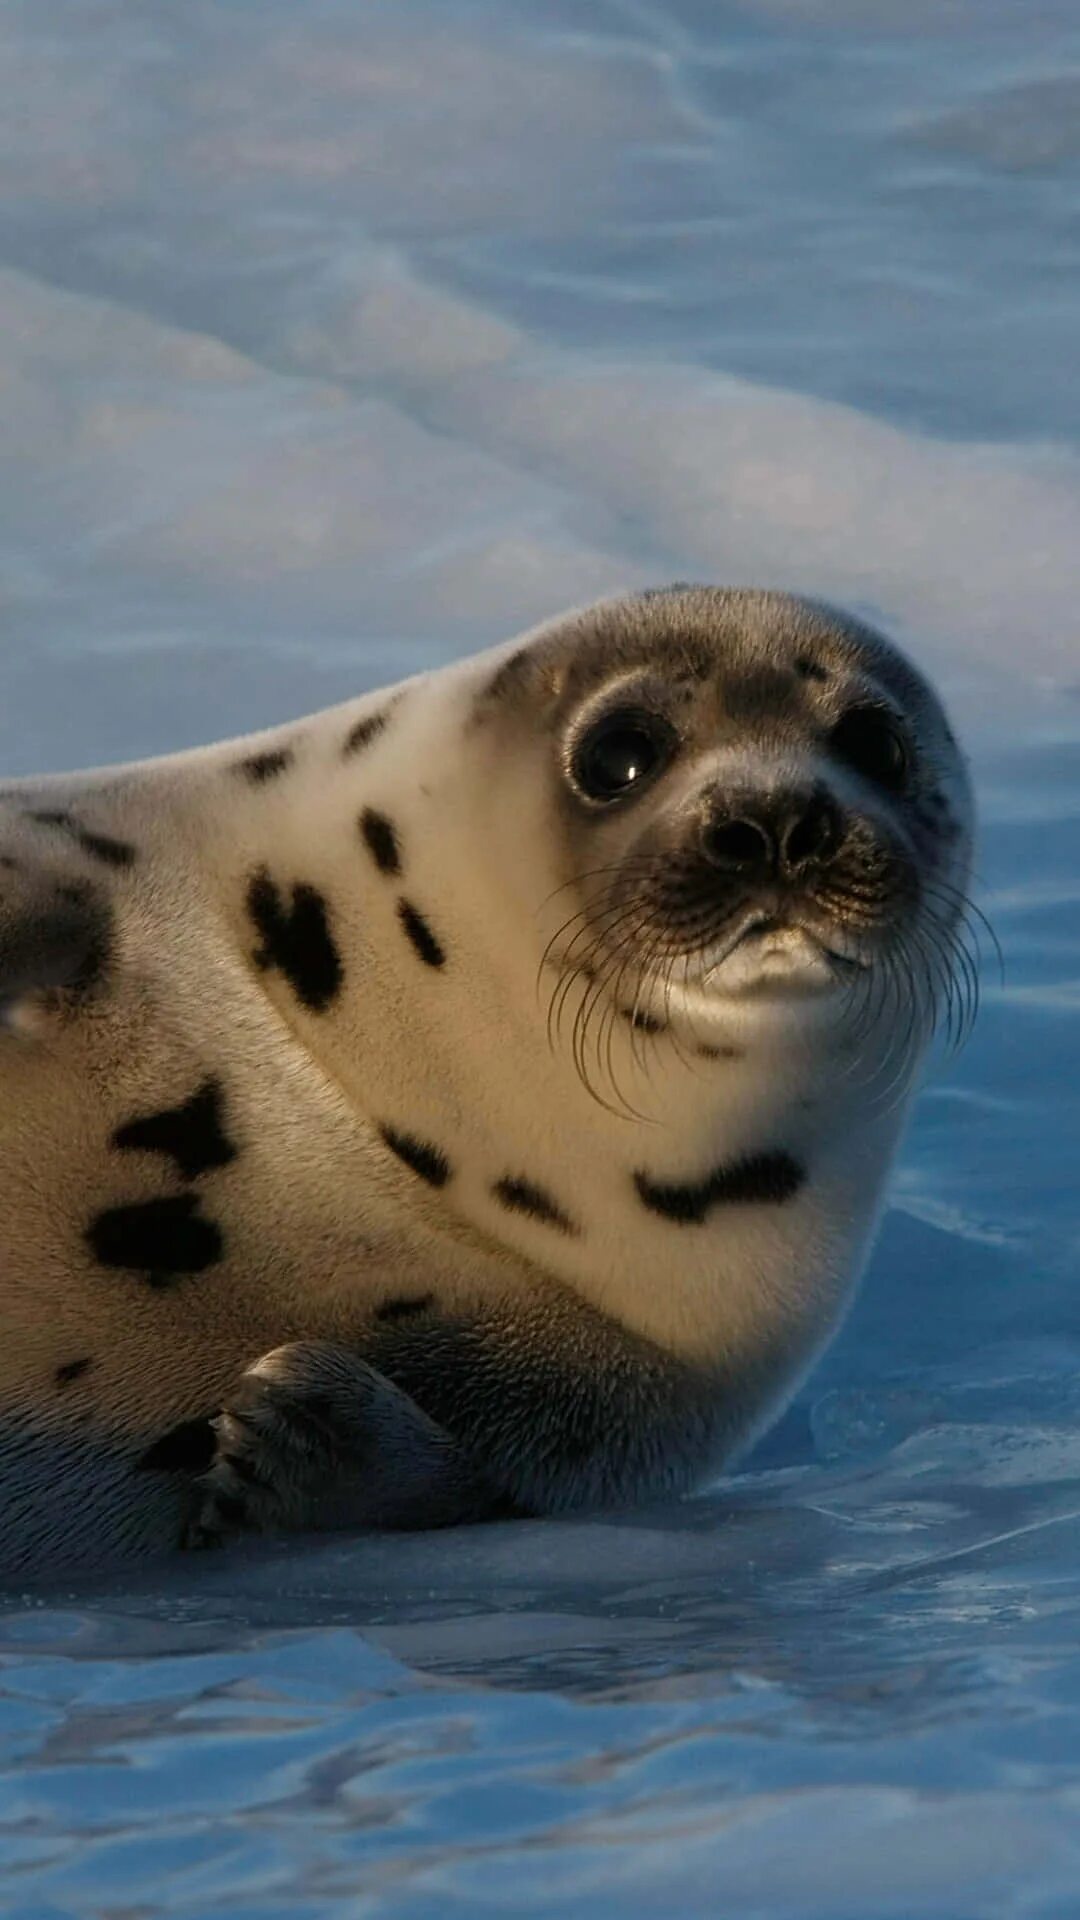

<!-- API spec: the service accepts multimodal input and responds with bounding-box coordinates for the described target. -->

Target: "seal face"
[0,587,975,1572]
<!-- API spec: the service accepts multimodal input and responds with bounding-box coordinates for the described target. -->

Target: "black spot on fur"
[0,854,20,871]
[137,1418,217,1473]
[379,1125,450,1188]
[86,1195,224,1283]
[375,1292,435,1322]
[55,1356,94,1389]
[27,809,135,869]
[493,1177,577,1235]
[237,747,294,784]
[343,709,389,758]
[360,808,401,877]
[77,831,136,869]
[248,870,343,1011]
[795,655,829,683]
[635,1150,804,1225]
[398,900,446,969]
[112,1078,237,1182]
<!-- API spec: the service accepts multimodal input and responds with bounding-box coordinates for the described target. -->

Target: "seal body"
[0,588,974,1574]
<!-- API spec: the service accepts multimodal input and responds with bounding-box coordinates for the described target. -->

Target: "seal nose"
[702,786,840,880]
[779,786,840,874]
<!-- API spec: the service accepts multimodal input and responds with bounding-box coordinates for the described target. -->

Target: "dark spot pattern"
[795,655,829,683]
[374,1292,435,1322]
[635,1149,804,1225]
[137,1418,217,1473]
[236,747,294,784]
[398,900,446,969]
[343,709,390,758]
[360,808,401,876]
[0,854,19,871]
[85,1194,223,1283]
[112,1078,237,1182]
[493,1176,577,1235]
[379,1125,450,1188]
[248,870,343,1011]
[77,831,136,869]
[27,809,136,869]
[55,1356,93,1389]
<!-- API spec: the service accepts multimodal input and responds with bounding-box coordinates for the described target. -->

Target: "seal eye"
[829,705,909,792]
[572,709,676,804]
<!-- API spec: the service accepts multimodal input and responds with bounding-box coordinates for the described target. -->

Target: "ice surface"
[0,1,1079,1914]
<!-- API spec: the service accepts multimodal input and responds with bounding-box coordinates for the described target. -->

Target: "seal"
[0,586,975,1574]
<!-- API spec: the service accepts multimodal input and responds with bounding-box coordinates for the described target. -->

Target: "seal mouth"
[683,905,869,1001]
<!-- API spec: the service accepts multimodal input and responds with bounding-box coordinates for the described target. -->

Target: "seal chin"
[692,918,863,1001]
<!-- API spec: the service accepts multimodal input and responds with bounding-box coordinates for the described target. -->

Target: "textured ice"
[0,1,1079,1914]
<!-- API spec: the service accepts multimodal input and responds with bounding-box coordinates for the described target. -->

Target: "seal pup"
[0,587,974,1573]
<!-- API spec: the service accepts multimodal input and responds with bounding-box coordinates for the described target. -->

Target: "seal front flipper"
[185,1292,723,1549]
[184,1341,496,1547]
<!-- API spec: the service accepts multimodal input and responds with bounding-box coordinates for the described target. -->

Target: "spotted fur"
[236,748,294,784]
[634,1151,804,1225]
[248,870,343,1011]
[360,808,401,876]
[492,1176,577,1235]
[397,900,445,969]
[85,1195,224,1283]
[112,1079,237,1181]
[0,585,974,1573]
[379,1126,451,1187]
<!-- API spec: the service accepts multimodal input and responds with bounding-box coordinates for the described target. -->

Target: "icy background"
[1,2,1079,1914]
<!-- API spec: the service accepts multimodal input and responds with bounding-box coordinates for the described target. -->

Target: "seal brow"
[634,1150,804,1224]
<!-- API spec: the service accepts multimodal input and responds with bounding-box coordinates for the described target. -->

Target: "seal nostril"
[703,816,775,874]
[781,789,839,872]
